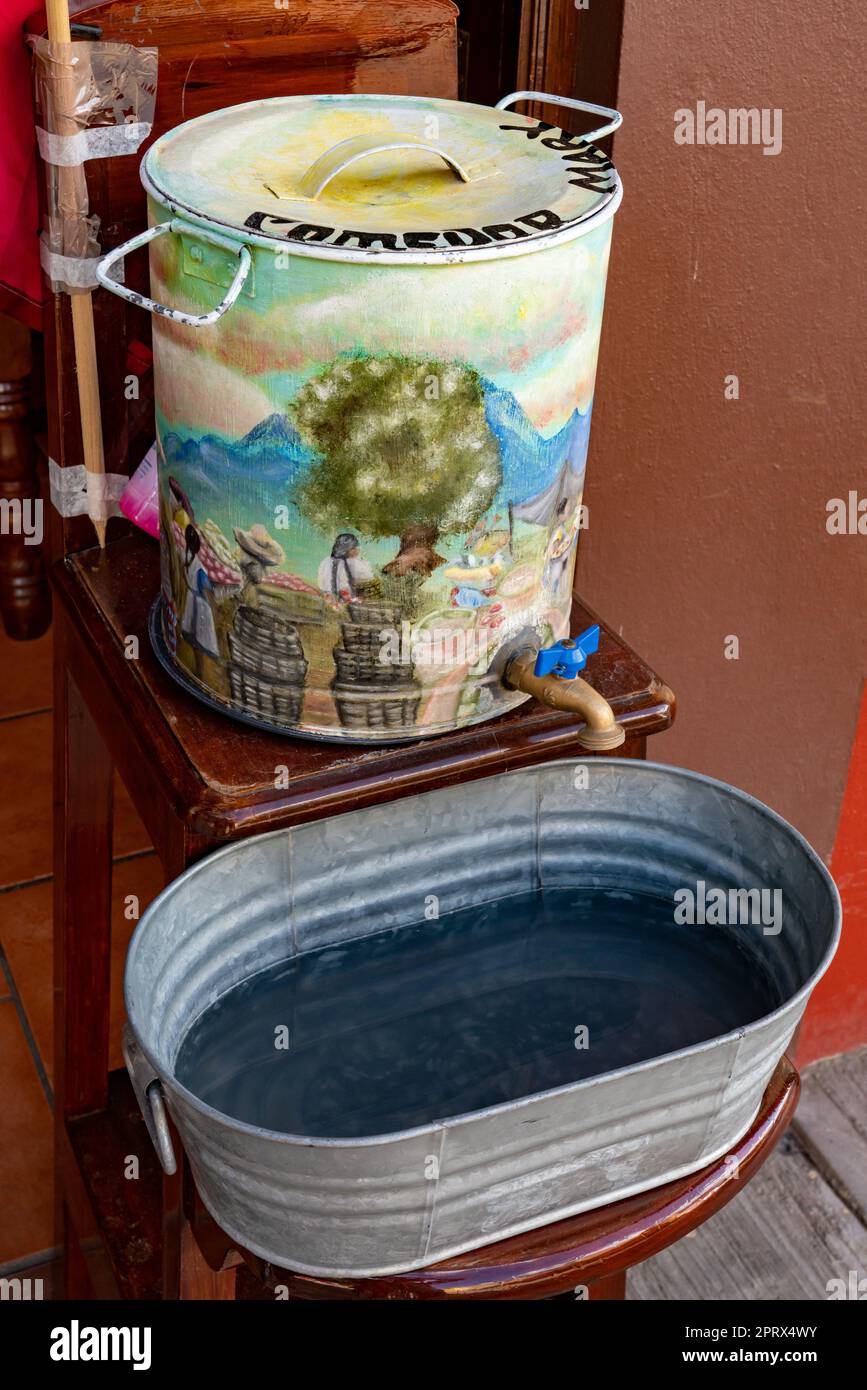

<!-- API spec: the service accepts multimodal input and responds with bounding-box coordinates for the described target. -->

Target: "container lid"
[142,94,620,264]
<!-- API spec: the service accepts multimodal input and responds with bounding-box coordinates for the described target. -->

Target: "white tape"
[39,234,124,290]
[36,120,151,166]
[48,458,127,521]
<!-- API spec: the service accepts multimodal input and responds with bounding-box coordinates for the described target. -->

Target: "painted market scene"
[160,359,590,737]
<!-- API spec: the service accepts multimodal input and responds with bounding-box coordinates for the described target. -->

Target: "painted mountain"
[482,383,592,511]
[161,412,313,501]
[160,384,590,533]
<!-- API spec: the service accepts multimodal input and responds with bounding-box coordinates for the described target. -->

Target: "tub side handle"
[96,221,252,328]
[122,1024,178,1176]
[495,91,622,143]
[298,134,472,199]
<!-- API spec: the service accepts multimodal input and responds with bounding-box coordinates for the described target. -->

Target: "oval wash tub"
[123,760,840,1278]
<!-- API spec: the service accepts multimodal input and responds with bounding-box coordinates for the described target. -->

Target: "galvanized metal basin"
[123,759,840,1278]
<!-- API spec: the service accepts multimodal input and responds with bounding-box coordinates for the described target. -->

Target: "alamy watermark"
[49,1321,151,1370]
[826,1270,867,1300]
[379,622,495,673]
[0,497,42,546]
[674,879,782,936]
[826,492,867,535]
[0,1275,44,1300]
[674,102,782,157]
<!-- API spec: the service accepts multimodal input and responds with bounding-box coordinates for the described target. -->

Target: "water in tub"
[174,888,783,1139]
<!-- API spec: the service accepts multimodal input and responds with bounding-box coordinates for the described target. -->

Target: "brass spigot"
[502,634,626,752]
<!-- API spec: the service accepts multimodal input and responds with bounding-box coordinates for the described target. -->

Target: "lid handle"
[298,134,472,200]
[495,91,622,143]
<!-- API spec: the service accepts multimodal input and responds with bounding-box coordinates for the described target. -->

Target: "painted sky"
[149,219,612,447]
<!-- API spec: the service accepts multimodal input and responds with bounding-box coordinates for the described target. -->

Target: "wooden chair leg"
[180,1213,238,1301]
[161,1161,183,1301]
[59,1201,95,1299]
[0,314,50,639]
[587,1270,627,1300]
[549,1270,628,1301]
[176,1155,240,1301]
[53,648,114,1115]
[54,623,114,1290]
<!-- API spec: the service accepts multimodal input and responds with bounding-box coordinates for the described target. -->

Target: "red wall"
[798,684,867,1062]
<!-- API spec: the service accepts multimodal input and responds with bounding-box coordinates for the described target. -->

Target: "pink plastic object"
[120,442,159,538]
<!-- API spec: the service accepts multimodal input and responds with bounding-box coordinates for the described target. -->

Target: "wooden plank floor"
[631,1047,867,1300]
[793,1047,867,1224]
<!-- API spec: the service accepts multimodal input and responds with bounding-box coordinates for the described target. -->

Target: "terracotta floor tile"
[0,1000,53,1264]
[0,853,164,1085]
[0,627,52,719]
[0,711,52,888]
[0,879,51,1068]
[0,711,152,889]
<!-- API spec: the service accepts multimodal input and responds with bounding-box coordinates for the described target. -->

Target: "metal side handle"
[96,220,252,328]
[297,134,472,199]
[495,91,622,143]
[122,1024,178,1175]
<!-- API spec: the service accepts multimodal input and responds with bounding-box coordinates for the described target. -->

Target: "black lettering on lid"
[567,173,614,193]
[441,228,493,247]
[402,231,443,250]
[481,223,530,241]
[498,120,554,139]
[285,223,335,242]
[541,133,591,152]
[561,146,613,171]
[245,211,297,232]
[515,209,564,232]
[332,230,400,250]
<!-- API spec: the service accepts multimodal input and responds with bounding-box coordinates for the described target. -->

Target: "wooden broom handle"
[45,0,107,547]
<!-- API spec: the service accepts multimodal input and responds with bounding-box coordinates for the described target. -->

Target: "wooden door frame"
[459,0,624,132]
[517,0,625,109]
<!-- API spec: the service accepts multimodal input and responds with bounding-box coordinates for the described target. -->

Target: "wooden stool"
[53,534,674,1299]
[177,1056,799,1300]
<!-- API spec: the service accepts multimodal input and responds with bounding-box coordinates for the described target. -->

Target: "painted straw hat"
[233,523,285,567]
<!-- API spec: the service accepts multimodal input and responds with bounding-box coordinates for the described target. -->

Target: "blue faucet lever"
[533,623,601,680]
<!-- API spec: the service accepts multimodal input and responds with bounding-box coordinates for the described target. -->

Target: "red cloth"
[0,3,46,328]
[261,572,321,596]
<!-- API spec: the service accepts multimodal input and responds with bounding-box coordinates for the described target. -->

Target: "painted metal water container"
[123,760,840,1278]
[98,92,623,742]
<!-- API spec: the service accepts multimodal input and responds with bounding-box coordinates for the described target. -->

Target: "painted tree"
[290,354,502,577]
